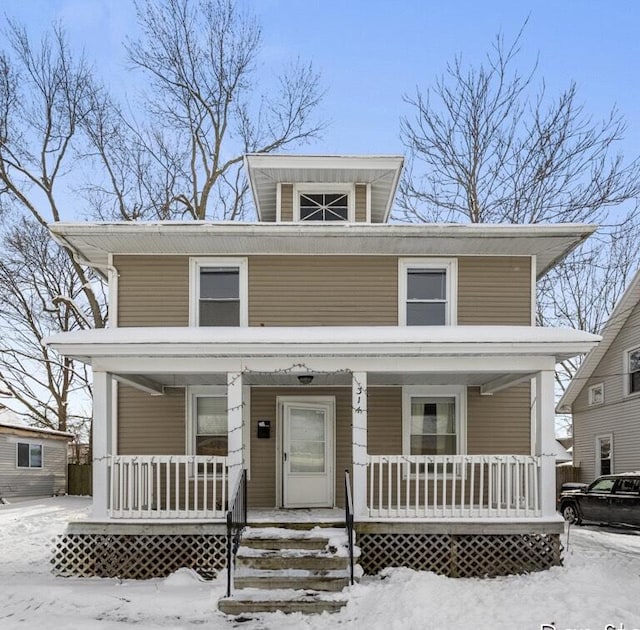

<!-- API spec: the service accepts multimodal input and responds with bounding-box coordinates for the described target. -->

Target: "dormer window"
[300,193,349,221]
[293,184,354,222]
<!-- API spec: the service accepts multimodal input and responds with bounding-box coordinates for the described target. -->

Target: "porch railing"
[108,455,228,518]
[226,469,248,598]
[344,469,355,585]
[367,454,541,518]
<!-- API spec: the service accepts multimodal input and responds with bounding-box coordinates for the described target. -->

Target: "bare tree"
[116,0,324,220]
[399,27,640,226]
[0,2,325,431]
[399,27,640,391]
[0,218,100,431]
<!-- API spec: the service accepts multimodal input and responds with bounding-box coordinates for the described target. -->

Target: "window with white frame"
[189,258,247,326]
[17,442,42,468]
[195,396,228,458]
[596,434,612,476]
[399,259,457,326]
[294,184,354,222]
[628,347,640,395]
[403,386,466,465]
[588,382,604,406]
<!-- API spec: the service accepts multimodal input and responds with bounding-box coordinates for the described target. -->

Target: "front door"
[281,398,334,508]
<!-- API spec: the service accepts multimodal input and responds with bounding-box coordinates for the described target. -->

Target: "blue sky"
[3,0,640,157]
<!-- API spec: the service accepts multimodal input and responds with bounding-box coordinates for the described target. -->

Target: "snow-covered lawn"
[1,497,640,629]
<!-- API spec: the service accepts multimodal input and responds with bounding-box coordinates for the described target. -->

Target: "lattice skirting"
[357,532,562,577]
[51,533,227,580]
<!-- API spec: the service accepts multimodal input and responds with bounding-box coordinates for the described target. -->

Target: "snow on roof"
[0,421,74,439]
[49,221,597,280]
[45,325,599,347]
[557,267,640,412]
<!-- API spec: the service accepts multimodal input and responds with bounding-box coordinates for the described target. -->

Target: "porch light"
[297,374,314,385]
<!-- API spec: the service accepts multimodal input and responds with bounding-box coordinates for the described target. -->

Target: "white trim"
[401,385,467,458]
[276,182,282,223]
[530,255,536,326]
[111,380,118,456]
[623,345,640,398]
[398,258,458,326]
[188,257,248,327]
[276,395,336,508]
[365,183,372,223]
[107,253,118,328]
[587,382,604,406]
[15,441,44,469]
[292,183,355,222]
[595,433,613,476]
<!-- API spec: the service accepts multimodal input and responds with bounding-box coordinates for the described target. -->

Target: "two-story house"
[46,154,599,583]
[557,268,640,482]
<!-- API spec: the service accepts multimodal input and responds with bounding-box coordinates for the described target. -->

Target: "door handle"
[284,452,287,462]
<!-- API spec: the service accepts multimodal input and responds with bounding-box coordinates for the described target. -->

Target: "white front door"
[281,398,334,508]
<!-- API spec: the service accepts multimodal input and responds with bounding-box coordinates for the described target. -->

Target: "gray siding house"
[558,269,640,482]
[0,421,73,499]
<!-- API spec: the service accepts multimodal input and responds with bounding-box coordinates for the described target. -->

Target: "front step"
[218,589,348,615]
[218,524,358,616]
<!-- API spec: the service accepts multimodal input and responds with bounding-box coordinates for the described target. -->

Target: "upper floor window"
[17,442,42,468]
[628,347,640,395]
[293,184,354,222]
[398,259,457,326]
[189,258,247,326]
[588,383,604,406]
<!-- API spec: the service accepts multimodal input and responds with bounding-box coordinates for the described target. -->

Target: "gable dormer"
[244,154,404,223]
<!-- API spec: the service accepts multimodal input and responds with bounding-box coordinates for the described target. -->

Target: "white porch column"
[227,371,244,497]
[535,370,557,517]
[92,370,113,519]
[352,371,368,518]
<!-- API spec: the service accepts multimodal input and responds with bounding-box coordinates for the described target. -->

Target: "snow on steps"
[218,524,360,616]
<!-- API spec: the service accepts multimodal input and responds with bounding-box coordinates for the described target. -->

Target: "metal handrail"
[344,468,355,586]
[226,469,247,598]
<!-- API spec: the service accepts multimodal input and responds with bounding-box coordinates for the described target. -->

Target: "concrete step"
[236,548,349,571]
[218,589,348,615]
[241,526,347,551]
[234,567,351,591]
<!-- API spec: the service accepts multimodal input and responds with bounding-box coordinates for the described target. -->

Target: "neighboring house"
[44,154,599,581]
[558,269,640,483]
[0,420,73,499]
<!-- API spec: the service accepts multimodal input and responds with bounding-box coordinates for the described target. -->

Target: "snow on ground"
[1,497,640,630]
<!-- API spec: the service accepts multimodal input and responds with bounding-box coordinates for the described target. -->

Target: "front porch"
[104,453,545,521]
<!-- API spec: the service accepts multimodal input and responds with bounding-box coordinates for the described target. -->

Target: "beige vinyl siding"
[113,254,532,327]
[458,257,532,325]
[115,255,189,327]
[280,184,294,222]
[248,256,398,326]
[249,387,353,508]
[367,388,403,454]
[118,386,186,455]
[466,385,531,454]
[355,184,367,222]
[572,300,640,482]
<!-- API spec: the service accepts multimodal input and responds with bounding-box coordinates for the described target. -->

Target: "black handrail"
[344,468,355,586]
[226,468,247,598]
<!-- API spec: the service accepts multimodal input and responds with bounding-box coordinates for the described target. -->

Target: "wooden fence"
[68,464,92,496]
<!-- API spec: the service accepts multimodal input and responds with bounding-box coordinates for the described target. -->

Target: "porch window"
[195,397,228,457]
[17,442,42,468]
[399,259,457,325]
[402,386,466,469]
[189,258,247,326]
[628,347,640,395]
